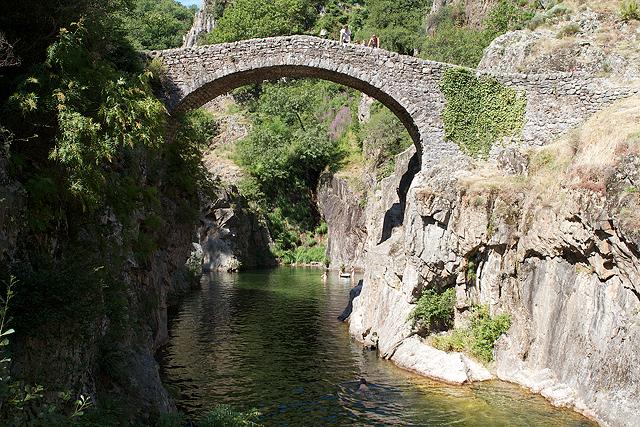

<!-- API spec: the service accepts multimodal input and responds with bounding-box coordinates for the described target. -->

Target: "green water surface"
[159,268,596,426]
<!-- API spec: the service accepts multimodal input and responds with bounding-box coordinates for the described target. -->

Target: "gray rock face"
[316,173,367,269]
[199,187,276,272]
[350,151,640,426]
[182,0,216,48]
[479,10,640,82]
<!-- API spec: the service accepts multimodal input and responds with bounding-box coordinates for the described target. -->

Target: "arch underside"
[171,65,422,150]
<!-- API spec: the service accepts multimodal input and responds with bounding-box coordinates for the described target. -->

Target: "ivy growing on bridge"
[440,68,526,158]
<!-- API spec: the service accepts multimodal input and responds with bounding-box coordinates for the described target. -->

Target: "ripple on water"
[159,268,597,426]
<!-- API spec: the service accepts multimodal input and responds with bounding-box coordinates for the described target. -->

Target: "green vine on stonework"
[440,68,526,158]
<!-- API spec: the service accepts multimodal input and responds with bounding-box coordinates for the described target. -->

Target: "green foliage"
[155,405,262,426]
[233,79,356,263]
[421,23,493,68]
[620,0,640,22]
[528,2,572,29]
[358,0,430,54]
[466,260,478,282]
[421,1,538,67]
[557,23,581,38]
[409,288,456,332]
[293,245,328,265]
[484,0,536,35]
[7,23,166,211]
[204,0,317,43]
[469,306,511,362]
[431,328,468,353]
[1,3,214,419]
[0,0,139,93]
[235,81,346,197]
[431,305,511,363]
[120,0,196,50]
[315,0,367,38]
[168,109,218,201]
[360,105,413,181]
[0,276,95,424]
[314,221,328,236]
[420,4,493,67]
[198,405,261,427]
[440,68,526,158]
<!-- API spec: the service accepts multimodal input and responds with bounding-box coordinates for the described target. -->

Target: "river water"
[159,268,596,426]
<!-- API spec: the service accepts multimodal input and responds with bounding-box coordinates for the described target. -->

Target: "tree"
[204,0,318,43]
[359,0,431,55]
[121,0,196,50]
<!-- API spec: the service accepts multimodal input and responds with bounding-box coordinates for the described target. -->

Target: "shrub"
[360,106,413,181]
[557,23,580,38]
[293,245,328,265]
[358,0,431,55]
[156,405,261,427]
[409,288,456,332]
[421,5,494,68]
[204,0,317,43]
[432,329,468,352]
[314,222,328,236]
[484,0,536,35]
[468,306,511,362]
[198,405,261,427]
[620,0,640,22]
[431,305,511,363]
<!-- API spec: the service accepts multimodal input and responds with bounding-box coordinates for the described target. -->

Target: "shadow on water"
[158,268,596,427]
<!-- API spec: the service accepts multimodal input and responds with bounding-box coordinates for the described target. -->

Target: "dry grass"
[564,1,619,14]
[571,97,640,167]
[458,96,640,207]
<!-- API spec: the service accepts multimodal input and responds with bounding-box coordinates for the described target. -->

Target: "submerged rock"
[392,336,492,384]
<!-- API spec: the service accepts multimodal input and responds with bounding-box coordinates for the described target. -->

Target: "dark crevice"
[624,286,640,303]
[560,247,591,267]
[379,150,421,244]
[522,248,547,262]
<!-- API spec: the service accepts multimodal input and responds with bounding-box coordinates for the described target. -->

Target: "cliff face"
[349,96,640,427]
[1,141,202,418]
[183,0,216,47]
[200,186,276,271]
[479,3,640,80]
[316,173,367,269]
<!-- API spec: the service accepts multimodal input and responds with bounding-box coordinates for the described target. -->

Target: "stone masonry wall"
[150,35,638,170]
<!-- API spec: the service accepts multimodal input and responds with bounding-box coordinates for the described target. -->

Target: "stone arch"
[171,64,422,150]
[149,36,458,160]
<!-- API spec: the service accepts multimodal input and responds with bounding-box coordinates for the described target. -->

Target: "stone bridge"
[149,35,637,166]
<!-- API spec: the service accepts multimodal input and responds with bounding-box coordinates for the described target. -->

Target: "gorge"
[1,0,640,426]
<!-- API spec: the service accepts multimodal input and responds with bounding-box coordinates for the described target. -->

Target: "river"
[159,268,596,426]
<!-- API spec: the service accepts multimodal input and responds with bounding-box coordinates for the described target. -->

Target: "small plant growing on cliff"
[468,306,511,363]
[409,288,456,332]
[620,1,640,22]
[432,305,511,363]
[466,261,478,283]
[557,23,580,38]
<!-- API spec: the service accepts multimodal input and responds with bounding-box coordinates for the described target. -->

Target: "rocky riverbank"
[348,96,640,427]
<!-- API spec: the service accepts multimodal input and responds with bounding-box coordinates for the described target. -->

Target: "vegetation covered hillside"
[0,0,220,423]
[192,0,555,265]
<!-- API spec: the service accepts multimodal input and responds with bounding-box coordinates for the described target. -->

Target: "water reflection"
[159,268,595,426]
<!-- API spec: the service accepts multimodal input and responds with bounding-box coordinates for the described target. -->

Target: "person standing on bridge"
[340,25,351,44]
[367,34,380,48]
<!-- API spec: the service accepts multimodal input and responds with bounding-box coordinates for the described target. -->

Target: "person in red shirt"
[367,34,380,48]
